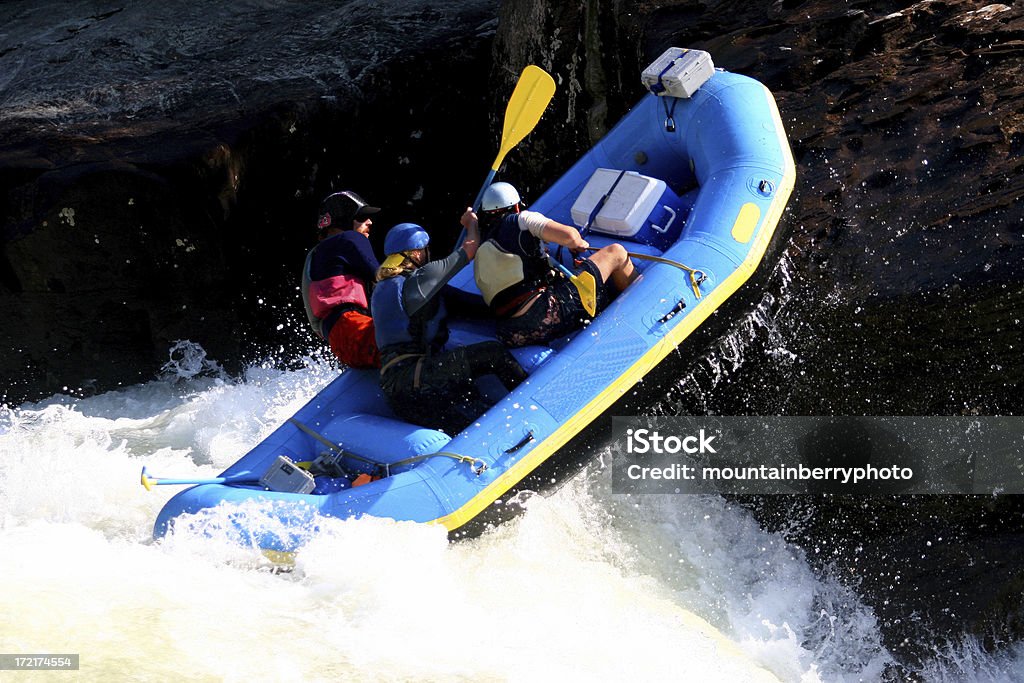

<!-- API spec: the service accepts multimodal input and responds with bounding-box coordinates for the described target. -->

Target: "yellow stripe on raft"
[732,202,761,244]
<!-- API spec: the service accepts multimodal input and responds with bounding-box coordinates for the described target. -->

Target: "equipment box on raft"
[570,168,691,250]
[640,47,715,98]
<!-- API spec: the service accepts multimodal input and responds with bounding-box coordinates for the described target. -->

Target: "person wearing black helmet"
[474,182,637,348]
[372,210,528,434]
[301,190,382,368]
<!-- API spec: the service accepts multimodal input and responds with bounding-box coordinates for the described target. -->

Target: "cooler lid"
[571,169,666,235]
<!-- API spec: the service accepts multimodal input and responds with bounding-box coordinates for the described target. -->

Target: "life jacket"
[301,245,371,338]
[474,213,552,315]
[371,273,448,356]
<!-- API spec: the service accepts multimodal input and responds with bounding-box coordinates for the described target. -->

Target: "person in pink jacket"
[301,190,382,368]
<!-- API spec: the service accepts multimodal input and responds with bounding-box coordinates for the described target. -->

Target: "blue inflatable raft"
[152,49,795,554]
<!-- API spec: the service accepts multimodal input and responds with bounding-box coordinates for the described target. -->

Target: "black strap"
[649,58,678,95]
[663,97,679,132]
[583,170,628,238]
[288,418,387,473]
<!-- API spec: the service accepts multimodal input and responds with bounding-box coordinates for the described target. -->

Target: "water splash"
[914,638,1024,682]
[667,252,800,413]
[2,353,1021,680]
[159,340,227,381]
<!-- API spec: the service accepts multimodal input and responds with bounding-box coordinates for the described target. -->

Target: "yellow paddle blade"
[572,270,598,317]
[261,549,297,569]
[492,65,556,170]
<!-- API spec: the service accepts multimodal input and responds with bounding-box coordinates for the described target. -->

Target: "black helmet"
[316,191,380,233]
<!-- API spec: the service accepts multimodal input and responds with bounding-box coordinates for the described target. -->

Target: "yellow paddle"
[471,65,557,210]
[551,256,598,316]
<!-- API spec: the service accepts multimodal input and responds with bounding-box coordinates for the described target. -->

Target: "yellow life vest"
[474,240,526,305]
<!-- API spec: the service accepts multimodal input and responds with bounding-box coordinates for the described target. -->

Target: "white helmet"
[480,182,521,212]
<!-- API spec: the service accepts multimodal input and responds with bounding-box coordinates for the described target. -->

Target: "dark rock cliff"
[0,0,499,401]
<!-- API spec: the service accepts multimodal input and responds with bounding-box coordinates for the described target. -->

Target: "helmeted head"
[480,182,521,213]
[380,223,431,268]
[316,190,380,236]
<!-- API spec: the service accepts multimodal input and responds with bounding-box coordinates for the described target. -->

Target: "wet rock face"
[0,0,499,402]
[2,159,236,395]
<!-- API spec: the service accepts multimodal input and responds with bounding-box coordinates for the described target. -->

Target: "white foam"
[1,346,1019,680]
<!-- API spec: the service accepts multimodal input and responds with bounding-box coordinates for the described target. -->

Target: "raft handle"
[504,430,536,455]
[658,299,687,323]
[651,206,677,234]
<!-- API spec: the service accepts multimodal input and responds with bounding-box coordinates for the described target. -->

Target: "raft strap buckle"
[310,451,349,478]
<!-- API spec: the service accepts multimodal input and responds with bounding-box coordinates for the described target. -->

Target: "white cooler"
[641,47,714,98]
[570,169,688,250]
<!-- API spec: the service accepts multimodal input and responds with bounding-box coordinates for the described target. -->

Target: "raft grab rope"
[288,418,488,477]
[583,247,706,299]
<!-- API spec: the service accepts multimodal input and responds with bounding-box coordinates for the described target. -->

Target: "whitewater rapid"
[0,344,1018,681]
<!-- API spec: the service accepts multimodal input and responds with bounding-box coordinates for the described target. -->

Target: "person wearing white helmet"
[301,190,382,368]
[371,211,528,433]
[473,182,637,347]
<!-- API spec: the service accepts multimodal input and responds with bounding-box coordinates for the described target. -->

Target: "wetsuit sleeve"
[402,248,469,317]
[343,232,380,282]
[308,232,379,282]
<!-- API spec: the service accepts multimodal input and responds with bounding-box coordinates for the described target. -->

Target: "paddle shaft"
[140,465,262,491]
[147,475,255,486]
[472,169,499,212]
